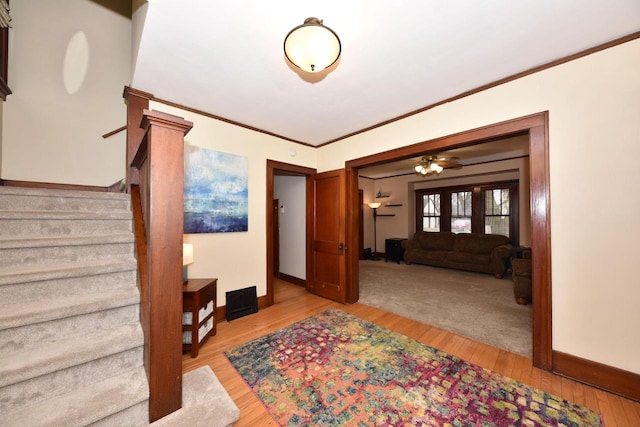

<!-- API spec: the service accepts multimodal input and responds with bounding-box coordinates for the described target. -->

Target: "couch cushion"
[448,251,491,265]
[453,233,509,254]
[415,231,456,251]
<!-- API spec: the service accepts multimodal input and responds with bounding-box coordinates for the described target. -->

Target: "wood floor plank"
[596,391,617,426]
[439,331,465,357]
[582,383,602,418]
[181,279,639,426]
[471,344,501,372]
[492,349,512,377]
[452,335,476,362]
[513,355,532,384]
[569,379,587,407]
[607,393,633,427]
[560,375,576,404]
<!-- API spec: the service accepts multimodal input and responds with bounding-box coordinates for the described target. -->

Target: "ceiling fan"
[414,155,463,176]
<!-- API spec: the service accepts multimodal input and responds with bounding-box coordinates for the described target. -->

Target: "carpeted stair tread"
[0,233,134,249]
[2,366,148,427]
[0,186,129,200]
[0,304,140,355]
[0,187,130,213]
[0,257,137,286]
[0,347,143,413]
[0,237,134,269]
[0,209,132,220]
[0,269,137,306]
[0,323,144,388]
[93,401,149,427]
[0,212,133,238]
[0,286,140,331]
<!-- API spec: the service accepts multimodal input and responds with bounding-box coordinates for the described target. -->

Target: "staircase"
[0,186,149,426]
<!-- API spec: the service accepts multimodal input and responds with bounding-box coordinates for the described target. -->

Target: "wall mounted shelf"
[377,214,395,217]
[385,203,403,207]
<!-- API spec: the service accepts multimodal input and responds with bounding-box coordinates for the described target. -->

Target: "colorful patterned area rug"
[225,309,602,426]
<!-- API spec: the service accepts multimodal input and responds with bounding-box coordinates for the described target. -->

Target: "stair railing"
[124,87,193,422]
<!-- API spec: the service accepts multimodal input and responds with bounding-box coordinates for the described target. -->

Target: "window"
[421,193,440,231]
[485,188,511,236]
[415,181,518,243]
[451,191,472,233]
[0,2,10,100]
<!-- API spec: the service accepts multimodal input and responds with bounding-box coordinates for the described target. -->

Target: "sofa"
[401,231,513,278]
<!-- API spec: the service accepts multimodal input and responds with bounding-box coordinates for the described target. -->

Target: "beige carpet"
[359,260,532,357]
[150,366,239,427]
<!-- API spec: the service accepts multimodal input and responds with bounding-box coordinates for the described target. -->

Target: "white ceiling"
[131,1,640,147]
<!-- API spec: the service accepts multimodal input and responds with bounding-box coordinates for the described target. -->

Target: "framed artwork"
[184,145,248,233]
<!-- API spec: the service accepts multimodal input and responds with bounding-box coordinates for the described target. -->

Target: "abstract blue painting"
[184,145,248,233]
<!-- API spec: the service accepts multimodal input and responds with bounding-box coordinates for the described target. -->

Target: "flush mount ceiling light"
[284,17,341,73]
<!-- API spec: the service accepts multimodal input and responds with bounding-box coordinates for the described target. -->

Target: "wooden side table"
[182,278,217,358]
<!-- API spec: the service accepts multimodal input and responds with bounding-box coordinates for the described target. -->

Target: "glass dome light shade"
[284,18,341,73]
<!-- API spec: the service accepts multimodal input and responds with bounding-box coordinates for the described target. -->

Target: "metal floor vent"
[225,286,258,321]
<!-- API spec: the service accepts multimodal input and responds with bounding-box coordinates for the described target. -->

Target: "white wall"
[322,40,640,374]
[360,178,376,251]
[2,0,130,186]
[154,102,317,309]
[360,176,412,253]
[274,175,307,280]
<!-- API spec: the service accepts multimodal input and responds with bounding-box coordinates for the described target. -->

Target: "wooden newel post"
[123,87,152,191]
[137,109,193,422]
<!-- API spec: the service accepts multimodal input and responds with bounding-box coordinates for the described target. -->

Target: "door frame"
[272,198,280,278]
[266,160,317,306]
[345,112,552,370]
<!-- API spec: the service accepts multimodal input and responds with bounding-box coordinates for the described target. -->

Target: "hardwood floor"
[182,279,640,426]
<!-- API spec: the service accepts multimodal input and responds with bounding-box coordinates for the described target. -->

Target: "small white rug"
[359,260,532,357]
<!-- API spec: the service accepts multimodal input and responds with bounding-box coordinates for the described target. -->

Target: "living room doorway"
[344,112,551,370]
[356,138,531,357]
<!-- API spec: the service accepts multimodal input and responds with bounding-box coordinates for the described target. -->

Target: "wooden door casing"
[272,199,280,278]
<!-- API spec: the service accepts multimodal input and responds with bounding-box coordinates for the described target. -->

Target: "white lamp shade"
[284,18,341,73]
[368,202,382,209]
[183,243,194,266]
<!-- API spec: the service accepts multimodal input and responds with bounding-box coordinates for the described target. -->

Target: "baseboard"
[552,350,640,402]
[1,179,109,192]
[278,273,306,287]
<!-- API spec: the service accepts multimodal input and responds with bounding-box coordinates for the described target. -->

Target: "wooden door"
[308,169,347,303]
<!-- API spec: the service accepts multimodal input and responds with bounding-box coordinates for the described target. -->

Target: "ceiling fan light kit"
[284,17,341,73]
[414,155,461,177]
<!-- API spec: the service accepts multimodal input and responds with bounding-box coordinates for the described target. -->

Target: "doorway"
[345,112,551,370]
[266,160,316,306]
